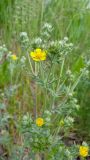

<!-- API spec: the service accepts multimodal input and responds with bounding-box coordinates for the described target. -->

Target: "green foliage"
[76,69,90,139]
[0,0,90,159]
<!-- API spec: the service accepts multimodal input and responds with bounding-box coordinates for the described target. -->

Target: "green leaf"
[73,56,85,73]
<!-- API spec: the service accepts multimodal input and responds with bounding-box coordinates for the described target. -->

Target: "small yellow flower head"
[36,118,44,127]
[11,54,18,60]
[30,48,46,61]
[59,119,64,126]
[79,146,89,157]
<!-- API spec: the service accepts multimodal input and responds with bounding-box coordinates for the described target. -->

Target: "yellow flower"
[59,119,64,126]
[30,48,46,61]
[79,146,89,157]
[36,118,44,127]
[11,54,18,60]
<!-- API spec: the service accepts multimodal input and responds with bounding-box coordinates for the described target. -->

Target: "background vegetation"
[0,0,90,159]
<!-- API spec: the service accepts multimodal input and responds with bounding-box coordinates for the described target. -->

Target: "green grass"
[0,0,90,50]
[0,0,90,151]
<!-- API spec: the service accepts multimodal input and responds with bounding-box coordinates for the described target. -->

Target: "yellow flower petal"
[30,51,35,57]
[35,48,41,53]
[11,54,18,60]
[79,146,89,157]
[36,118,44,127]
[30,48,46,61]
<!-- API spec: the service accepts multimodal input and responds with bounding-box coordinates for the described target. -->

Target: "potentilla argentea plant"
[3,23,89,160]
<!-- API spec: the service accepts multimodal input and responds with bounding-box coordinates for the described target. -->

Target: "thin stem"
[10,60,13,85]
[50,57,65,109]
[39,62,47,111]
[28,53,34,75]
[56,57,65,91]
[35,62,39,118]
[40,0,44,32]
